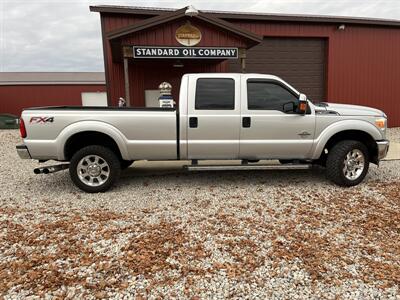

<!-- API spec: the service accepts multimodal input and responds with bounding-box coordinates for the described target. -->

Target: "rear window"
[195,78,235,110]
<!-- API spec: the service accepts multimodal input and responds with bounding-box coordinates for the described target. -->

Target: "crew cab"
[17,73,389,192]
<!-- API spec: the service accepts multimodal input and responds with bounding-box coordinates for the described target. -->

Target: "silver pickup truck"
[17,73,389,192]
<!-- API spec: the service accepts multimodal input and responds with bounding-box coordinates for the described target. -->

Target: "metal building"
[0,72,106,116]
[91,5,400,127]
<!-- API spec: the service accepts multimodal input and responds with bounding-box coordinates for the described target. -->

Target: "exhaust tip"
[43,168,49,174]
[33,168,41,174]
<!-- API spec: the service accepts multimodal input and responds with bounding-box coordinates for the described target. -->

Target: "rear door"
[239,75,316,159]
[187,74,241,159]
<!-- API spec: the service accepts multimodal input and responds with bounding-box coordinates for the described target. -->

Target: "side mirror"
[283,101,295,113]
[298,93,308,115]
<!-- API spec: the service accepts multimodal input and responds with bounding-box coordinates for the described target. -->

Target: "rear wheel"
[326,140,369,186]
[69,145,121,193]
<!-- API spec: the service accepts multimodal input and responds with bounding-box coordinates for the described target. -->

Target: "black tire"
[69,145,121,193]
[279,159,309,164]
[326,140,369,187]
[120,160,134,170]
[279,159,294,164]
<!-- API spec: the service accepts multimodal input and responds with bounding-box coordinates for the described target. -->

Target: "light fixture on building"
[185,5,199,17]
[173,60,184,68]
[338,24,346,30]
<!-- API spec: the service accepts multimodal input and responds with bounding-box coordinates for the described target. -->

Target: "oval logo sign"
[175,22,202,47]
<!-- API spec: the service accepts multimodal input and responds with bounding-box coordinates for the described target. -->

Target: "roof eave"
[89,5,162,15]
[105,8,262,46]
[90,5,400,28]
[106,7,187,40]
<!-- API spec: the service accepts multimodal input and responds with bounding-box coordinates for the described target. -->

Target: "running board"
[184,164,312,171]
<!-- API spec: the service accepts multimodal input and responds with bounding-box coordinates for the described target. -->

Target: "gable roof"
[90,5,400,28]
[105,6,262,45]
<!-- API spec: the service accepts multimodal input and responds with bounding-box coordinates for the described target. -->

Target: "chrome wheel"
[343,149,365,180]
[77,155,110,186]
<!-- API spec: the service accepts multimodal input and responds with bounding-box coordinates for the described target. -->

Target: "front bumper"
[16,145,31,159]
[376,140,390,160]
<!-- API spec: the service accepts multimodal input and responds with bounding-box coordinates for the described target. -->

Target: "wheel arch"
[312,120,382,165]
[56,121,130,161]
[325,130,377,162]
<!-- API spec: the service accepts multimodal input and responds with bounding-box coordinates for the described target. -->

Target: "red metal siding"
[128,60,227,106]
[101,12,400,126]
[120,18,248,48]
[0,85,106,116]
[101,14,150,105]
[103,16,243,106]
[228,20,400,127]
[103,13,148,32]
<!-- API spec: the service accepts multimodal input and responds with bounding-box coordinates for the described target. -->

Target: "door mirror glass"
[283,101,295,113]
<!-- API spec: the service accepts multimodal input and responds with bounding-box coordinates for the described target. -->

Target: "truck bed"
[22,106,178,161]
[24,106,176,111]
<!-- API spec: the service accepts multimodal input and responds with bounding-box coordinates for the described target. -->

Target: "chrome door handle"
[298,131,311,136]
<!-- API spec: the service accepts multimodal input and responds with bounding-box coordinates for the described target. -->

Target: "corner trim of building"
[100,15,112,106]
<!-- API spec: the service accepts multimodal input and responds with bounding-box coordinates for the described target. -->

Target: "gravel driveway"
[1,130,399,299]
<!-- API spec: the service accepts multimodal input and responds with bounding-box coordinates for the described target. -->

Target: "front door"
[187,74,241,159]
[239,76,316,159]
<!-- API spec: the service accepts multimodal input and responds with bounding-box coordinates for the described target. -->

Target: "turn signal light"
[298,100,308,114]
[20,118,27,138]
[375,118,386,129]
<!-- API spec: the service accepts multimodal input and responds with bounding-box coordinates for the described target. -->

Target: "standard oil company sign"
[133,46,238,59]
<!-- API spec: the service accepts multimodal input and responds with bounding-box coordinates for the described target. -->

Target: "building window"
[195,78,235,110]
[247,80,298,111]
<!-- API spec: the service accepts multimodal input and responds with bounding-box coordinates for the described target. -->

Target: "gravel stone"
[1,129,399,299]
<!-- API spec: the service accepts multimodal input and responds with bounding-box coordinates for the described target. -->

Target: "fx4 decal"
[30,117,55,124]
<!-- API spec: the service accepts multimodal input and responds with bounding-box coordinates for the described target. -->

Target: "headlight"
[375,118,386,130]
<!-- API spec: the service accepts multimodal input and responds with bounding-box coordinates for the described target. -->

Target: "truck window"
[247,80,298,111]
[195,78,234,110]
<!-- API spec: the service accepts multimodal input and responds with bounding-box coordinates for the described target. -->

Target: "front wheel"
[69,145,121,193]
[120,160,134,170]
[326,140,369,186]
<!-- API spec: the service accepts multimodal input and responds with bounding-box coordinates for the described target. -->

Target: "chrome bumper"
[376,140,390,160]
[16,145,31,159]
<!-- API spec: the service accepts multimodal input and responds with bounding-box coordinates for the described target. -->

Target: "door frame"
[186,73,242,159]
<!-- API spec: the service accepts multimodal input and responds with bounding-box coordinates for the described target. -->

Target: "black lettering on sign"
[132,46,238,59]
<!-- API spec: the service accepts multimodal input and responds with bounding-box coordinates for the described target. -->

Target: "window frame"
[246,79,300,112]
[194,77,235,110]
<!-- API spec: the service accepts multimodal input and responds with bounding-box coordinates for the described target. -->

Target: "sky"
[0,0,399,72]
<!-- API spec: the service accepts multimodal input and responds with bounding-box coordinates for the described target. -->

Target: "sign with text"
[175,22,202,46]
[133,46,238,59]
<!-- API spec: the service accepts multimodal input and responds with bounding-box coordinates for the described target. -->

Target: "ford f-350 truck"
[17,73,389,192]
